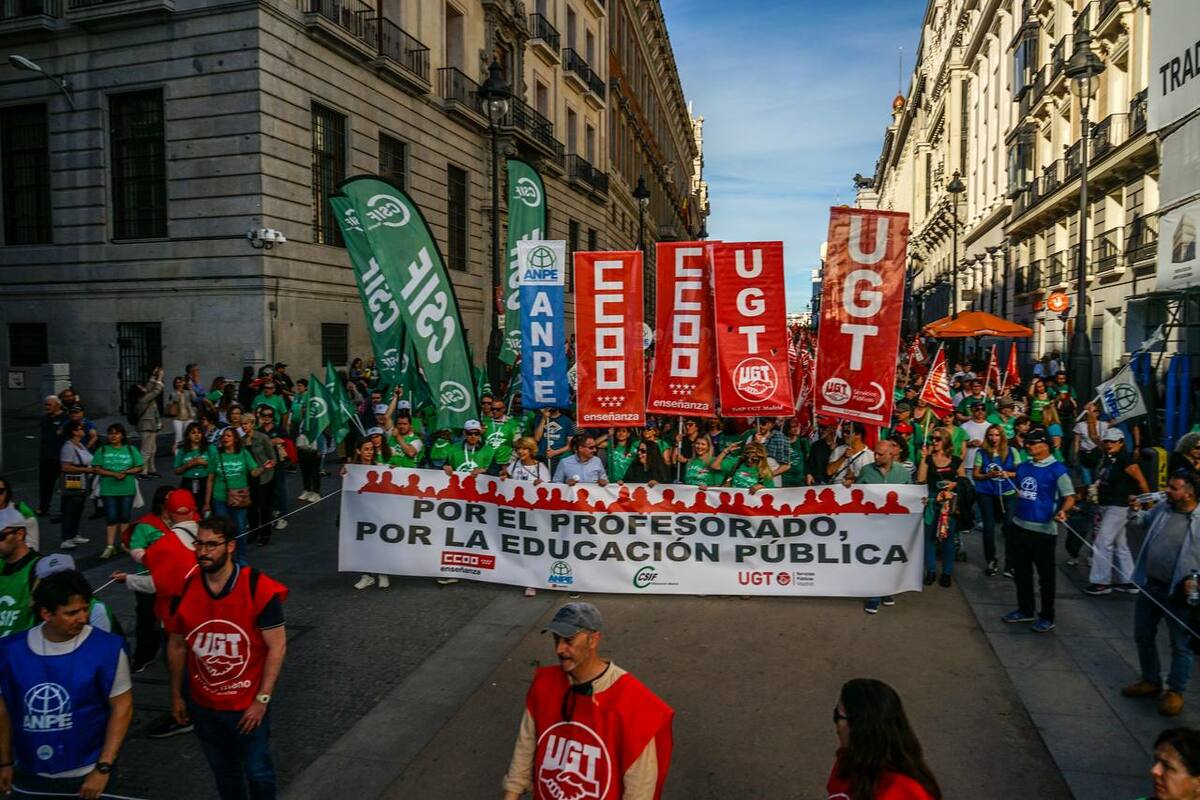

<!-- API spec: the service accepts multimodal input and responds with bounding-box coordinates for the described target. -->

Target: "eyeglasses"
[194,540,228,551]
[636,448,648,454]
[833,707,849,724]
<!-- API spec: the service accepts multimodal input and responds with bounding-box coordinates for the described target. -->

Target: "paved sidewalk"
[955,524,1186,800]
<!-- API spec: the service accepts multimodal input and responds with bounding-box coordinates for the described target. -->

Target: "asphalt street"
[0,426,1073,799]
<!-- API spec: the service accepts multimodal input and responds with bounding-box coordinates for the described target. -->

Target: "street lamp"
[8,54,75,109]
[697,221,708,241]
[633,175,651,322]
[1066,25,1105,403]
[479,60,511,391]
[946,171,965,322]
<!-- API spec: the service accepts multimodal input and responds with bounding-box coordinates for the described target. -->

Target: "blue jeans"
[1135,579,1195,693]
[212,501,249,565]
[102,494,134,525]
[189,701,276,800]
[925,515,958,575]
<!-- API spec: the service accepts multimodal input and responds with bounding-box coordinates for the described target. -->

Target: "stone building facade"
[0,0,705,415]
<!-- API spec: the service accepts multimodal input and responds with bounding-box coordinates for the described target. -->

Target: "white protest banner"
[338,466,925,597]
[1148,0,1200,131]
[1097,368,1148,424]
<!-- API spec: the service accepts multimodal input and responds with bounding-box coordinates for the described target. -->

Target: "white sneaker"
[353,574,376,590]
[100,545,115,560]
[273,518,288,530]
[69,536,89,544]
[524,587,537,597]
[298,493,311,503]
[436,578,460,585]
[60,540,77,550]
[307,491,321,502]
[378,575,390,589]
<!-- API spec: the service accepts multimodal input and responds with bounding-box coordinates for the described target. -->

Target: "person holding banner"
[681,436,724,488]
[856,441,913,615]
[716,443,774,492]
[387,413,424,468]
[624,440,671,487]
[501,602,673,800]
[604,428,639,483]
[534,408,575,475]
[499,438,550,484]
[917,430,965,587]
[484,401,522,473]
[552,435,608,486]
[434,421,495,477]
[827,423,872,483]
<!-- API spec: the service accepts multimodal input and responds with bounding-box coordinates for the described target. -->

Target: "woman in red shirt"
[827,679,941,800]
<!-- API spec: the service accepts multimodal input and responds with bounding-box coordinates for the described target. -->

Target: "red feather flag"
[918,344,955,412]
[984,345,1001,393]
[1002,343,1021,393]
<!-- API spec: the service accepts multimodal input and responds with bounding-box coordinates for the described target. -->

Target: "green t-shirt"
[431,440,494,473]
[209,449,258,502]
[729,462,766,489]
[484,417,522,466]
[387,433,423,468]
[129,520,166,551]
[174,446,210,479]
[1029,396,1051,423]
[956,396,996,417]
[683,456,724,487]
[93,444,143,496]
[206,390,222,404]
[987,412,1017,440]
[0,551,39,637]
[607,445,637,482]
[252,393,288,422]
[782,438,808,487]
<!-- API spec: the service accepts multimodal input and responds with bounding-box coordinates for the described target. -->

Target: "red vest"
[140,528,197,624]
[526,665,673,800]
[171,567,287,711]
[826,761,934,800]
[123,513,171,550]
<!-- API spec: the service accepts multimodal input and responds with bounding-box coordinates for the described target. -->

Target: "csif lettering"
[364,194,411,228]
[359,257,401,333]
[400,248,457,364]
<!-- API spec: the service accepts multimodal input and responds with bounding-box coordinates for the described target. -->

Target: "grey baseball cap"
[35,553,76,580]
[0,507,27,532]
[543,602,603,636]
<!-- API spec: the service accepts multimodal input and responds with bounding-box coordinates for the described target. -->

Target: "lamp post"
[1066,26,1105,404]
[946,171,965,322]
[479,60,511,392]
[8,55,75,109]
[633,174,651,320]
[697,221,708,240]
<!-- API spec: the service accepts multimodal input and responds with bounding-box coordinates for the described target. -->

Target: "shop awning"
[922,310,1033,338]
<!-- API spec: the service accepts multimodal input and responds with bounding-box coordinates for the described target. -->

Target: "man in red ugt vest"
[502,603,673,800]
[166,516,287,800]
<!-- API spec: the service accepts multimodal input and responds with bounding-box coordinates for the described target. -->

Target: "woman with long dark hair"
[174,421,210,508]
[828,678,941,800]
[623,438,671,486]
[605,427,637,482]
[91,423,143,559]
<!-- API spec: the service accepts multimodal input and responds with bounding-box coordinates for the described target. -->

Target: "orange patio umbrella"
[922,310,1032,338]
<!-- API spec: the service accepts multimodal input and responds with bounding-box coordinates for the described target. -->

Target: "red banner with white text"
[814,208,909,425]
[647,242,719,416]
[574,251,646,426]
[711,242,794,417]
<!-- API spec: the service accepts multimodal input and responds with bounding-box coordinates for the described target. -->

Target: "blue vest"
[0,628,122,775]
[1015,459,1070,525]
[975,450,1016,496]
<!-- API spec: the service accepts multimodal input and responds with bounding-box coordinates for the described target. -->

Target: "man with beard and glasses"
[502,603,674,800]
[167,517,287,800]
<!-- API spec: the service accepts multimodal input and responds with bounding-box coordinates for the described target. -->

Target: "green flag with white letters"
[324,362,360,443]
[302,373,332,443]
[329,196,402,389]
[501,159,546,365]
[336,177,478,430]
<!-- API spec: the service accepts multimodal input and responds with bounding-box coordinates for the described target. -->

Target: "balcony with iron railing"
[301,0,376,57]
[1130,89,1148,135]
[0,0,60,30]
[528,12,560,62]
[1046,250,1068,286]
[438,66,484,121]
[65,0,170,24]
[1094,226,1124,274]
[1051,35,1071,80]
[1091,112,1128,161]
[373,17,430,91]
[562,48,605,105]
[1065,139,1083,181]
[503,98,564,160]
[1126,215,1157,265]
[565,153,608,197]
[1040,159,1062,196]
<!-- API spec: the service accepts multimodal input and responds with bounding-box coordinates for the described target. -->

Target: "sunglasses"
[833,707,849,724]
[466,431,481,436]
[637,448,648,454]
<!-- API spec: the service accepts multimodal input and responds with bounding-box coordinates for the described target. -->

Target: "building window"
[1,105,51,245]
[1012,24,1039,98]
[8,323,48,367]
[445,3,465,72]
[587,227,598,251]
[379,134,407,191]
[1007,127,1034,197]
[568,218,579,291]
[447,164,468,271]
[321,323,349,367]
[110,89,167,240]
[312,103,347,246]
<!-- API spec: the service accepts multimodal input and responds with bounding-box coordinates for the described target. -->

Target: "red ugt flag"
[919,344,955,412]
[984,345,1001,393]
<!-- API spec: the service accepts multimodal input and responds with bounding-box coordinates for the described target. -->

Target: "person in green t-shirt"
[682,435,726,487]
[604,427,638,482]
[0,516,40,637]
[483,401,522,468]
[713,443,773,491]
[174,421,210,507]
[251,382,289,427]
[387,414,425,467]
[205,427,266,565]
[1027,378,1052,424]
[781,419,809,488]
[987,398,1020,439]
[432,422,495,475]
[92,424,144,559]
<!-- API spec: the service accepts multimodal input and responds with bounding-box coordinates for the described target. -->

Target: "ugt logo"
[536,721,612,800]
[732,357,778,403]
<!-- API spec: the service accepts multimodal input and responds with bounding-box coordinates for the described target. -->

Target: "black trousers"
[298,449,321,494]
[133,590,160,666]
[1011,524,1058,622]
[248,475,275,541]
[37,458,60,513]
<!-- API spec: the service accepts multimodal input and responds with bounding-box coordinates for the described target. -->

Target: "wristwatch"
[256,693,272,705]
[96,762,114,775]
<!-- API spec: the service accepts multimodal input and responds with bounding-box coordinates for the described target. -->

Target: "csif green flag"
[324,362,361,443]
[500,159,546,365]
[329,196,403,389]
[337,176,478,430]
[302,373,333,443]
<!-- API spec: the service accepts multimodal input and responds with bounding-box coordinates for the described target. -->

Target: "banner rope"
[10,787,150,800]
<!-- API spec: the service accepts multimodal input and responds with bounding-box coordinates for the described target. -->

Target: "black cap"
[275,362,287,368]
[1024,428,1049,445]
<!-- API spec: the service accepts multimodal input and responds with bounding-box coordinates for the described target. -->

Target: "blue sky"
[661,0,924,312]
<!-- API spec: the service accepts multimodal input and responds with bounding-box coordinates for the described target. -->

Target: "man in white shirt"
[551,435,609,486]
[961,401,992,471]
[826,422,872,481]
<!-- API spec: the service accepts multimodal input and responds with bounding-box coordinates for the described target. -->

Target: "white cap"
[366,426,385,437]
[0,507,28,531]
[35,553,77,580]
[373,404,389,415]
[1102,428,1126,442]
[464,419,482,432]
[397,400,412,411]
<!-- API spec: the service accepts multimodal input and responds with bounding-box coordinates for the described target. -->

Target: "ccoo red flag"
[1002,343,1021,392]
[646,242,719,417]
[918,345,954,412]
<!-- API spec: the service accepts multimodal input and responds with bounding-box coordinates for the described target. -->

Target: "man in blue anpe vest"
[1001,428,1076,633]
[0,569,132,799]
